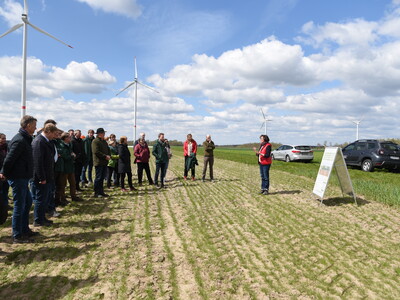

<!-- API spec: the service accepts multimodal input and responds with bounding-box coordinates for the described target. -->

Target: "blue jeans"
[259,164,271,191]
[31,181,51,224]
[8,179,32,238]
[94,165,107,195]
[154,163,166,185]
[81,161,93,183]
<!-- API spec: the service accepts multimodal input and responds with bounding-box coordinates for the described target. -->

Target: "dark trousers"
[46,181,56,212]
[154,163,166,186]
[31,181,50,224]
[81,161,93,183]
[259,164,271,191]
[184,156,195,178]
[9,179,32,238]
[202,156,214,180]
[107,166,120,188]
[137,162,153,184]
[55,172,68,204]
[1,180,9,205]
[94,165,107,195]
[120,172,133,189]
[74,162,83,189]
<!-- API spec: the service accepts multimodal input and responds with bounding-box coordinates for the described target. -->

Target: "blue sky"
[1,0,399,145]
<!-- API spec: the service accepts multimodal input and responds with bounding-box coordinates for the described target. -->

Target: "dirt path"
[0,156,399,299]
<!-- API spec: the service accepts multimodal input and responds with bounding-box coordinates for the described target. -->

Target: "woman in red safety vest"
[253,135,272,195]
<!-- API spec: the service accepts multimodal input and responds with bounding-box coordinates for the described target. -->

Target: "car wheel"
[285,155,291,162]
[361,159,374,172]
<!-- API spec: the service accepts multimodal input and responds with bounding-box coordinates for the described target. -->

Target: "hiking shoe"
[130,187,137,191]
[23,230,40,237]
[121,188,129,192]
[183,176,187,181]
[33,221,51,227]
[191,177,195,181]
[13,236,34,244]
[72,197,83,202]
[263,190,269,195]
[100,193,109,197]
[94,194,103,198]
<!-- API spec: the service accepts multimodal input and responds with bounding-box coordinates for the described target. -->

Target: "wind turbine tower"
[116,57,159,143]
[351,117,364,141]
[352,120,362,140]
[0,0,73,117]
[260,108,272,135]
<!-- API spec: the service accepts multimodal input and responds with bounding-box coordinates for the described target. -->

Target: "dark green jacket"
[185,153,198,172]
[152,140,168,163]
[92,137,110,167]
[203,140,215,157]
[83,136,94,164]
[55,139,74,174]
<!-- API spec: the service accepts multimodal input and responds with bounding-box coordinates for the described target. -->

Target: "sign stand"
[313,147,357,205]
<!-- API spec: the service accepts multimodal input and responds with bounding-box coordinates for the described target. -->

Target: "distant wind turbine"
[351,117,364,140]
[260,108,272,135]
[0,0,73,117]
[116,57,159,142]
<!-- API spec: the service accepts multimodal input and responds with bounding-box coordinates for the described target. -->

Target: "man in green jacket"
[92,128,111,197]
[152,133,168,188]
[202,134,215,182]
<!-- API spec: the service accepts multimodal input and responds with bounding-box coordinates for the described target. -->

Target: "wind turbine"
[116,57,159,143]
[260,108,272,135]
[0,0,73,117]
[352,117,364,140]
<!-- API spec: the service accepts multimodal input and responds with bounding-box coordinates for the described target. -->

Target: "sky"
[1,0,400,145]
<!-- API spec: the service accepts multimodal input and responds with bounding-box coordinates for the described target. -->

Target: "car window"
[295,146,311,150]
[367,142,376,150]
[285,146,293,150]
[381,143,398,151]
[356,143,367,150]
[344,144,355,151]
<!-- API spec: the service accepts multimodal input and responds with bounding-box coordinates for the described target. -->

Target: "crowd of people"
[0,115,223,244]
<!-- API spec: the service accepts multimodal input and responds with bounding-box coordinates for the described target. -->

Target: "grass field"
[0,148,399,299]
[196,146,400,207]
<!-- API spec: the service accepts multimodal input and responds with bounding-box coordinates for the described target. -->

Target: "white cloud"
[0,0,23,27]
[75,0,142,19]
[0,56,116,99]
[297,19,378,48]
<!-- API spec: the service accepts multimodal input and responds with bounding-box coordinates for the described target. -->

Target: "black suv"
[342,139,400,172]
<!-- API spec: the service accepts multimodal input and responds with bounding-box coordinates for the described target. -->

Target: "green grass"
[171,146,400,207]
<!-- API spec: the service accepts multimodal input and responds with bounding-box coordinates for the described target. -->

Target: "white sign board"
[313,147,356,204]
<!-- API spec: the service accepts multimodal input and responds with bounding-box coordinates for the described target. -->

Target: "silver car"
[271,145,314,162]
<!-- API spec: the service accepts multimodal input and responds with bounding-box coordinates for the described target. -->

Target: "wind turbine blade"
[27,22,73,48]
[260,122,265,129]
[134,57,138,79]
[0,23,24,38]
[137,81,159,93]
[116,81,136,96]
[260,108,266,120]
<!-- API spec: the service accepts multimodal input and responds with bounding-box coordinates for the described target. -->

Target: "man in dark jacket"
[202,134,215,182]
[82,129,95,185]
[152,133,168,188]
[0,115,37,243]
[31,123,58,227]
[92,128,111,197]
[71,129,86,191]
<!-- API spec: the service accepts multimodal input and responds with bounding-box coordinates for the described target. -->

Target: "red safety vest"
[259,143,272,165]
